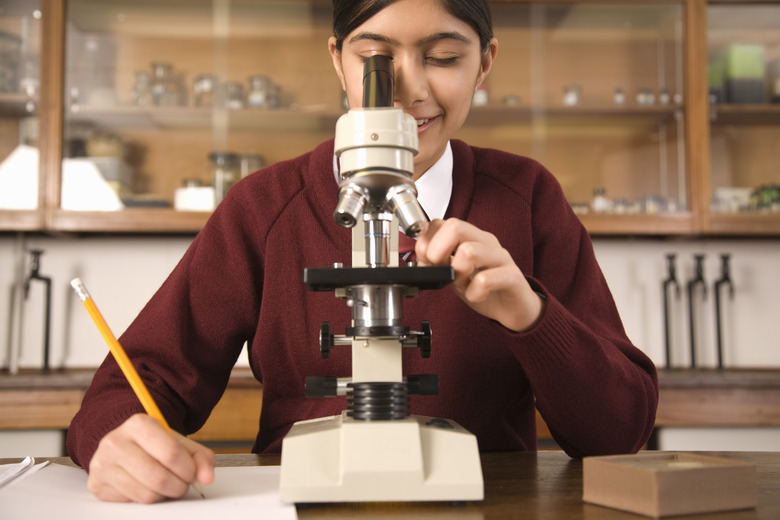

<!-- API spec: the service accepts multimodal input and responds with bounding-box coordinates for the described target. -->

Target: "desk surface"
[31,450,780,519]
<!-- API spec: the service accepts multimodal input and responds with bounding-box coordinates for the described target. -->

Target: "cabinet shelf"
[705,213,780,236]
[68,103,684,134]
[0,94,36,118]
[38,209,700,236]
[0,210,44,232]
[468,104,683,123]
[69,104,341,133]
[48,208,209,233]
[578,212,696,235]
[710,104,780,125]
[7,209,771,236]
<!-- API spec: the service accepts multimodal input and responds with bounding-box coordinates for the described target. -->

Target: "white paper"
[61,158,125,211]
[0,145,38,210]
[0,463,297,520]
[0,145,125,211]
[0,456,34,488]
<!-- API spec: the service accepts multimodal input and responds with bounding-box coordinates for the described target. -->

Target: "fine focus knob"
[319,321,334,359]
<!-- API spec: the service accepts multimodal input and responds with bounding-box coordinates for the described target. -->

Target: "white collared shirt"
[414,141,453,222]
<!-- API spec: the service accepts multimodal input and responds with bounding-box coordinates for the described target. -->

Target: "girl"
[68,0,658,503]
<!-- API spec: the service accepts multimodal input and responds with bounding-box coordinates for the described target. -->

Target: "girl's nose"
[393,58,429,107]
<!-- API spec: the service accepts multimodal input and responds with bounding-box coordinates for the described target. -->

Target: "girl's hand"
[86,413,215,503]
[415,218,544,332]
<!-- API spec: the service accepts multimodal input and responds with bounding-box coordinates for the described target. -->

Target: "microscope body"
[279,56,483,503]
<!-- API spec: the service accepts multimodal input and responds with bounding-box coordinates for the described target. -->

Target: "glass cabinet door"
[59,0,338,231]
[0,0,42,229]
[706,2,780,233]
[456,2,689,234]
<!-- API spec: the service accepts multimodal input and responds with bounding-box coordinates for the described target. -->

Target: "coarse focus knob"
[406,374,439,396]
[305,376,339,398]
[419,320,432,358]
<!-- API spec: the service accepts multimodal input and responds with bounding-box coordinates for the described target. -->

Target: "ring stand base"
[279,411,484,503]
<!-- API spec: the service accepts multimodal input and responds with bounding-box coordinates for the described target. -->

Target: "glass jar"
[267,83,282,109]
[193,74,217,107]
[0,31,21,93]
[239,153,265,178]
[247,75,272,107]
[209,151,239,203]
[131,70,153,106]
[150,62,183,106]
[472,84,489,106]
[590,187,613,213]
[769,59,780,103]
[562,84,582,106]
[222,81,244,110]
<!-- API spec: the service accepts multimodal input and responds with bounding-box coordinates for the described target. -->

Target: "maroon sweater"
[67,139,657,469]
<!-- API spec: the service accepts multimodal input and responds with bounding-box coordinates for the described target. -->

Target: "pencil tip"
[191,481,206,499]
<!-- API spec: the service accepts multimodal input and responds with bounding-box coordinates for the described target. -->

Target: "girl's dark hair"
[332,0,493,53]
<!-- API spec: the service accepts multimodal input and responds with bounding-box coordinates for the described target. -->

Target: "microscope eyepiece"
[362,55,394,108]
[333,53,426,249]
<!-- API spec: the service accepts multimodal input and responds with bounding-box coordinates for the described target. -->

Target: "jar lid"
[209,151,239,164]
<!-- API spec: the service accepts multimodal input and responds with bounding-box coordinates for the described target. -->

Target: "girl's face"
[329,0,497,180]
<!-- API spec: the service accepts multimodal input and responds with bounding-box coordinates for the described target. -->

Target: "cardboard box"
[583,453,757,518]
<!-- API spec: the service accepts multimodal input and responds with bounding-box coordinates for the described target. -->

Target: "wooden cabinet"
[702,2,780,235]
[0,0,778,235]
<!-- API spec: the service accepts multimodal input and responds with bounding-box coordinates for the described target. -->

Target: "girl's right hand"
[85,413,215,503]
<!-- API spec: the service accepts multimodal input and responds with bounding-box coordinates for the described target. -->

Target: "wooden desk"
[30,451,780,519]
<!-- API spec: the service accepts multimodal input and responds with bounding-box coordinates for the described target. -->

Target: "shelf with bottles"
[66,103,342,133]
[466,103,684,127]
[458,104,688,233]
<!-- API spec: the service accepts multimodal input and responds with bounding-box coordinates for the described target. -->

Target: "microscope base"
[279,412,484,503]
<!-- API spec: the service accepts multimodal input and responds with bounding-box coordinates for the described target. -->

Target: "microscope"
[279,56,484,503]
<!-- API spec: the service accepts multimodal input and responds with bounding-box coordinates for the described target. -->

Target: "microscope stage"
[304,266,454,291]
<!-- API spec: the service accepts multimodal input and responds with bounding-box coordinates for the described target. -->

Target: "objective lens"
[333,184,368,228]
[387,186,428,237]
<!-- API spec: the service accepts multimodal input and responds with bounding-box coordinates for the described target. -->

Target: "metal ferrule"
[364,214,392,267]
[349,284,405,327]
[333,183,369,228]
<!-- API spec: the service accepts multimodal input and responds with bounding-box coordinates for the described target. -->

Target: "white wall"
[3,234,779,370]
[1,233,779,454]
[0,234,193,370]
[593,238,780,369]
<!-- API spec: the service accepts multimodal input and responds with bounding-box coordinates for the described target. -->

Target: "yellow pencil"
[70,278,205,499]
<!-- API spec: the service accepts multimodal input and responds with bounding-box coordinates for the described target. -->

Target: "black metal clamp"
[713,254,734,370]
[661,254,680,369]
[686,254,707,369]
[23,250,52,372]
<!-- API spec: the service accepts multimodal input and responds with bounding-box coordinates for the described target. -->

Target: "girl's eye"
[359,54,392,63]
[426,56,459,66]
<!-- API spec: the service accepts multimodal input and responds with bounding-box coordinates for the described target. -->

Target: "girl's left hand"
[415,218,544,332]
